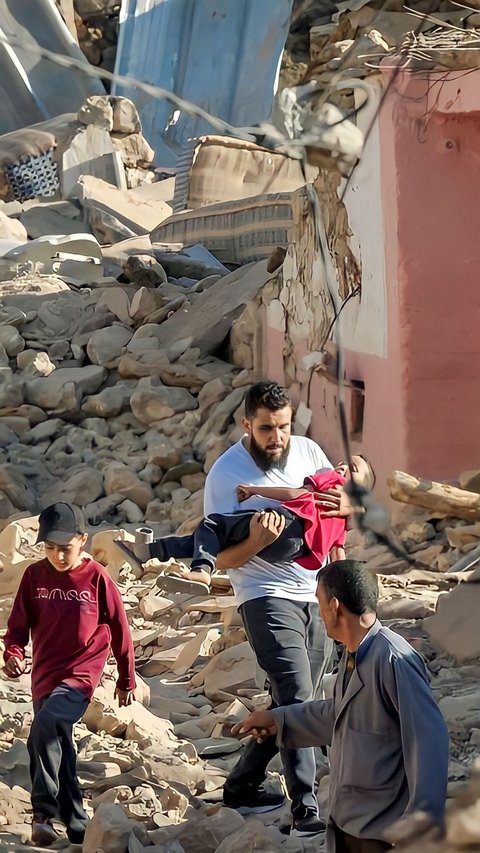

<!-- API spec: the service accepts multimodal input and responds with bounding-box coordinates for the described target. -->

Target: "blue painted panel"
[114,0,293,164]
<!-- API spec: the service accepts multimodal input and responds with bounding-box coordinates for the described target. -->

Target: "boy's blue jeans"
[28,682,89,837]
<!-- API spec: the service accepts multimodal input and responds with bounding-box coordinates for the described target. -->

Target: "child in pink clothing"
[125,456,375,589]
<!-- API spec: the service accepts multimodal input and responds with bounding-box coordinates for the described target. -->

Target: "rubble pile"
[73,0,121,76]
[1,489,480,850]
[0,3,479,847]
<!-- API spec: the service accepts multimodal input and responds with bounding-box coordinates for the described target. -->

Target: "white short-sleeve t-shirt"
[203,436,332,606]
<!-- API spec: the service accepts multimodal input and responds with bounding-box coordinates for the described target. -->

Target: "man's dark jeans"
[28,683,89,835]
[225,595,325,819]
[150,508,305,572]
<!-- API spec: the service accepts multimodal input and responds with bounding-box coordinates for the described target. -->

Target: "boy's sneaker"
[31,815,58,847]
[223,785,285,814]
[290,814,326,836]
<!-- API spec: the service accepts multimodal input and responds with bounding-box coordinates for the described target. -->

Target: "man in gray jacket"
[232,560,449,852]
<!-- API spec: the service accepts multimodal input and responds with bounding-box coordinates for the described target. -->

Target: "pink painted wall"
[381,70,480,481]
[266,69,480,499]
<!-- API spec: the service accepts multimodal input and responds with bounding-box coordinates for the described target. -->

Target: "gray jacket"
[271,621,449,841]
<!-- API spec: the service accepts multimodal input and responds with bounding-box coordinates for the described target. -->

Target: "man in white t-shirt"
[204,381,337,837]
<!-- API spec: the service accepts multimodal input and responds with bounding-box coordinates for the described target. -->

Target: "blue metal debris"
[113,0,293,165]
[0,0,105,135]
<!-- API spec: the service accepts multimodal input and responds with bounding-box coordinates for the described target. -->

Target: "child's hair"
[356,454,376,492]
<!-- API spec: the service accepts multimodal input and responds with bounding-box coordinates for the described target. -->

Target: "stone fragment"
[130,378,197,425]
[0,325,24,357]
[78,95,114,131]
[87,325,133,367]
[215,818,284,853]
[16,350,55,377]
[139,590,174,621]
[112,133,155,167]
[110,97,141,134]
[0,373,22,408]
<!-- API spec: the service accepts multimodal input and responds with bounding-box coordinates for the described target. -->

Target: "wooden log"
[388,470,480,522]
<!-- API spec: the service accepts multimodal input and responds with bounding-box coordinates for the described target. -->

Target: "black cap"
[36,502,86,545]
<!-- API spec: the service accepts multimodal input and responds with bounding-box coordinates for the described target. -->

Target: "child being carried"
[118,455,375,592]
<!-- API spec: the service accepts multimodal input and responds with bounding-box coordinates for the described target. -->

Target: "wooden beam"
[388,470,480,522]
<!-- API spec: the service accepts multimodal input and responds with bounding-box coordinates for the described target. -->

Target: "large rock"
[87,325,133,367]
[149,260,275,356]
[424,570,480,662]
[83,803,132,853]
[40,466,104,508]
[190,642,257,702]
[83,384,133,418]
[24,366,107,410]
[130,378,197,425]
[0,325,24,357]
[104,462,154,510]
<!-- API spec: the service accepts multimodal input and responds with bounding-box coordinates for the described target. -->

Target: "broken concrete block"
[80,175,172,236]
[0,209,27,243]
[78,95,114,131]
[62,125,126,199]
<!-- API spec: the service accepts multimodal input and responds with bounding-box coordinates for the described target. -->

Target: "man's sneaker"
[31,815,58,847]
[67,825,87,845]
[291,814,327,837]
[223,785,285,814]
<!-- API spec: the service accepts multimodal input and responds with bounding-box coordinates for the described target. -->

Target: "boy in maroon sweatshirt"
[3,502,136,848]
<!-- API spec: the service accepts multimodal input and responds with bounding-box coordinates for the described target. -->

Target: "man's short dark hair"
[317,560,378,616]
[244,382,292,420]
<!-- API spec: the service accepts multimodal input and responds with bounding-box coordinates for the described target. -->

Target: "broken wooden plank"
[388,470,480,522]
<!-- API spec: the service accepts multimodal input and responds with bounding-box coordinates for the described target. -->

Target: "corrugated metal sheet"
[113,0,293,165]
[0,0,104,136]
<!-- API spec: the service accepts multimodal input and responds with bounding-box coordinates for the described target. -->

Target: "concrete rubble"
[0,2,479,850]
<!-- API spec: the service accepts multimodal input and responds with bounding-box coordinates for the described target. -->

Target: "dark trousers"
[150,508,305,572]
[225,595,325,819]
[28,683,89,834]
[333,824,392,852]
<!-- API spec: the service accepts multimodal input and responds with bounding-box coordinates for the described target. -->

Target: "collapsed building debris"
[1,0,480,849]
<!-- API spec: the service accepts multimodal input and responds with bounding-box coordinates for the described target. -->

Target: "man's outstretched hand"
[231,710,277,743]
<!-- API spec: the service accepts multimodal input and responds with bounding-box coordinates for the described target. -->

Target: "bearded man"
[204,381,337,836]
